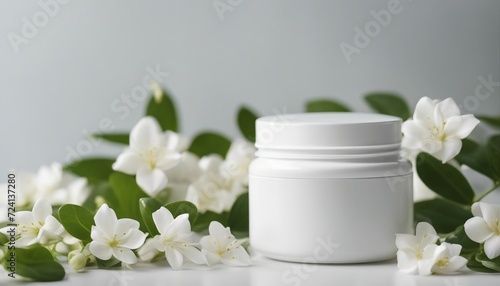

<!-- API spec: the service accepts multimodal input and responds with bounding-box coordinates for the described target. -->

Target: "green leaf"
[188,132,231,158]
[364,93,411,120]
[416,152,475,205]
[456,139,496,180]
[109,172,148,232]
[139,198,163,236]
[237,106,259,142]
[305,99,350,112]
[192,211,229,233]
[64,157,115,185]
[477,115,500,129]
[146,89,178,132]
[414,199,471,233]
[227,193,249,238]
[164,201,198,228]
[0,232,8,245]
[3,246,66,281]
[467,256,499,273]
[58,204,95,242]
[487,135,500,180]
[445,225,479,259]
[92,133,129,145]
[96,257,122,269]
[81,182,120,211]
[476,249,500,272]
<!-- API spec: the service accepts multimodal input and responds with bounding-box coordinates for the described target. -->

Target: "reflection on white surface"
[1,253,499,286]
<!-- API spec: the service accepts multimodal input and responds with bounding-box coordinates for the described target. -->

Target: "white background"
[1,0,499,174]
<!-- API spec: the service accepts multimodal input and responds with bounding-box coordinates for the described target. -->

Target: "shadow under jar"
[249,112,413,263]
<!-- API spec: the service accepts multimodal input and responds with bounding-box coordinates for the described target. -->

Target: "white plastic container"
[249,113,413,263]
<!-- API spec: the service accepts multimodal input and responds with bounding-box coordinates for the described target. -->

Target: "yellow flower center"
[436,257,450,268]
[108,236,120,248]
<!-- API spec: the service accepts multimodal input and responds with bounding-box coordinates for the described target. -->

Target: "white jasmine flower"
[419,242,467,275]
[186,155,245,213]
[464,202,500,259]
[8,199,65,247]
[395,222,439,274]
[199,221,251,266]
[151,207,206,270]
[35,162,90,206]
[221,139,255,185]
[112,117,182,196]
[89,204,147,264]
[402,97,479,163]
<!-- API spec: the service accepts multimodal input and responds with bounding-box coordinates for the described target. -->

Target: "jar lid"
[255,112,402,150]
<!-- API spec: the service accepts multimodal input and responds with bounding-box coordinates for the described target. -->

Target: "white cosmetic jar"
[249,112,413,263]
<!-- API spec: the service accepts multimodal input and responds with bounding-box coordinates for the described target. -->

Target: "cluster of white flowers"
[112,116,255,213]
[1,199,251,271]
[0,162,90,217]
[396,222,467,275]
[397,202,500,276]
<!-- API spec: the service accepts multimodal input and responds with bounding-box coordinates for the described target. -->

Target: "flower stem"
[473,181,500,203]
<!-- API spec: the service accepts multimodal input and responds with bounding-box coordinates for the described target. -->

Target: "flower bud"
[68,251,87,271]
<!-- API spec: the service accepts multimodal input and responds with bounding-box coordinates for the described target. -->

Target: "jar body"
[249,158,413,263]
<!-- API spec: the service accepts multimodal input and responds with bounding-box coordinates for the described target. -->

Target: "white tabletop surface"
[1,252,499,286]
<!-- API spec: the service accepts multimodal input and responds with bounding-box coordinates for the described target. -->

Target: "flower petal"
[120,229,147,249]
[415,222,438,247]
[89,242,113,260]
[39,215,64,240]
[202,249,220,266]
[112,152,142,174]
[113,247,138,264]
[178,246,207,265]
[413,97,437,125]
[166,248,184,270]
[166,214,191,237]
[94,204,117,238]
[437,139,462,163]
[115,218,140,239]
[395,234,417,251]
[209,221,232,248]
[484,235,500,259]
[221,247,251,266]
[436,98,460,120]
[136,167,168,196]
[155,153,182,171]
[152,207,174,235]
[17,235,39,248]
[477,202,500,228]
[396,250,418,274]
[443,115,479,140]
[471,202,483,217]
[129,117,163,149]
[199,236,217,253]
[165,131,191,152]
[32,199,52,222]
[443,256,467,273]
[199,155,224,173]
[16,211,35,226]
[464,217,493,243]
